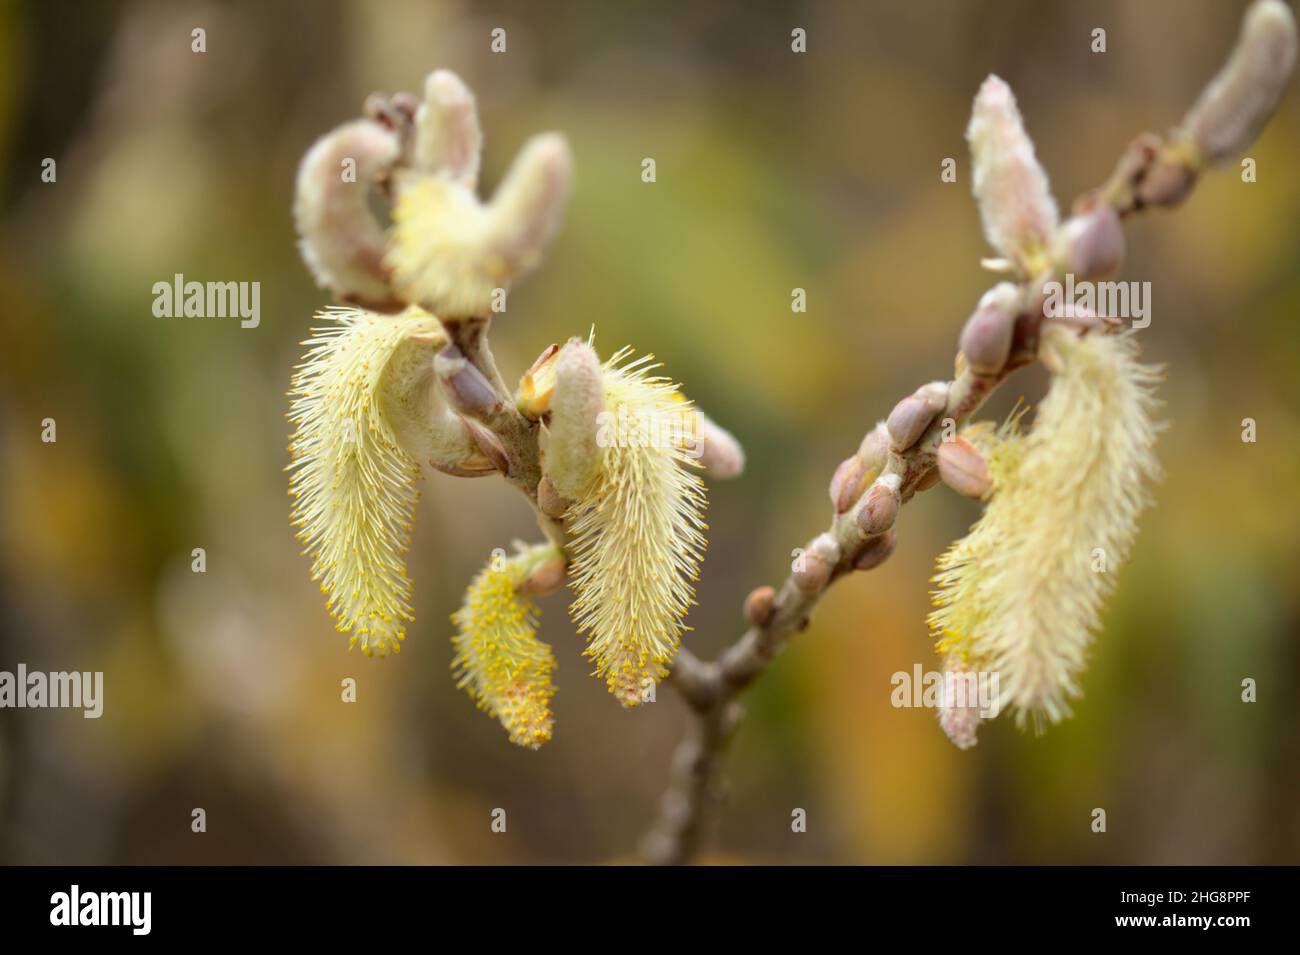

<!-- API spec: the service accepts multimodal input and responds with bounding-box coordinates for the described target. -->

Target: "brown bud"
[886,383,948,452]
[435,345,503,421]
[1135,153,1198,209]
[743,585,777,627]
[959,284,1018,376]
[858,422,889,476]
[427,455,496,478]
[793,533,839,594]
[937,435,992,500]
[856,474,902,536]
[461,418,509,474]
[1052,206,1125,280]
[914,466,941,492]
[853,529,897,571]
[829,454,869,514]
[536,474,569,519]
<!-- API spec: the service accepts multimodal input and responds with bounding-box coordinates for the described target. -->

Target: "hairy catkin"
[565,350,708,706]
[452,546,558,749]
[930,325,1162,728]
[288,307,445,656]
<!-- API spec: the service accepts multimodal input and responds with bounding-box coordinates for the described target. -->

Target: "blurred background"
[1,0,1297,865]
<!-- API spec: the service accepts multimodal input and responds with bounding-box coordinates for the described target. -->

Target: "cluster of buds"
[288,69,745,745]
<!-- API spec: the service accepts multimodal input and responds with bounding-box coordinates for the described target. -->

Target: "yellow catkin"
[451,546,559,749]
[565,349,708,707]
[929,326,1162,729]
[387,178,500,319]
[288,306,442,657]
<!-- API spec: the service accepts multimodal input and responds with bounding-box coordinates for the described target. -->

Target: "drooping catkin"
[564,348,708,706]
[929,325,1162,730]
[288,307,447,657]
[452,545,559,749]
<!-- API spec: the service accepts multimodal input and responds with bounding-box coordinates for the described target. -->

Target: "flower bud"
[517,343,560,419]
[830,453,869,514]
[414,69,483,186]
[793,533,839,594]
[363,90,418,134]
[959,283,1018,376]
[887,383,948,451]
[545,340,605,500]
[914,466,942,492]
[937,435,992,500]
[856,473,902,536]
[1135,153,1198,209]
[461,418,509,475]
[293,119,400,307]
[853,529,897,571]
[372,312,497,477]
[693,410,746,480]
[1052,206,1125,280]
[967,74,1059,267]
[517,551,567,597]
[743,585,777,627]
[426,453,496,478]
[434,344,503,421]
[1180,0,1297,166]
[858,422,889,476]
[536,474,569,518]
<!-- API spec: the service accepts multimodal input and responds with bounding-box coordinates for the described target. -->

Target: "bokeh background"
[1,0,1297,865]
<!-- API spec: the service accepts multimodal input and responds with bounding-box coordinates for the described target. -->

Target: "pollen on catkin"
[385,133,572,319]
[387,176,499,319]
[928,324,1162,731]
[288,306,444,657]
[564,348,708,707]
[452,545,559,749]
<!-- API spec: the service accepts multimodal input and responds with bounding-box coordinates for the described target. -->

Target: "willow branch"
[640,0,1297,864]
